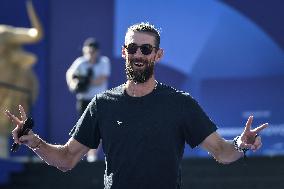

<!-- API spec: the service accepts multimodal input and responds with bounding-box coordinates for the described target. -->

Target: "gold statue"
[0,1,43,158]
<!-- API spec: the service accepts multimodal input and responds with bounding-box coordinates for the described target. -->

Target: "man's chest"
[98,100,183,147]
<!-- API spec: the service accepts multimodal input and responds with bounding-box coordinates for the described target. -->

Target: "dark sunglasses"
[124,43,157,55]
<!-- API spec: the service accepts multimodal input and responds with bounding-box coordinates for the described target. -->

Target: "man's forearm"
[31,138,75,172]
[202,132,245,164]
[216,140,244,164]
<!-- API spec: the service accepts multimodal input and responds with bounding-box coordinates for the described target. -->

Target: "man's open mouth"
[133,62,145,67]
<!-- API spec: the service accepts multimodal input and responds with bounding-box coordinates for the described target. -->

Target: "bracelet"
[233,136,249,154]
[30,134,43,151]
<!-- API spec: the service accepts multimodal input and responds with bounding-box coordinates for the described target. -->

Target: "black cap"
[83,37,100,49]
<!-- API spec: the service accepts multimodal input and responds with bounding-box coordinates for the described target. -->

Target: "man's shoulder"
[70,56,88,68]
[98,56,110,64]
[158,83,192,98]
[100,56,110,61]
[74,56,88,64]
[157,82,199,107]
[95,84,125,101]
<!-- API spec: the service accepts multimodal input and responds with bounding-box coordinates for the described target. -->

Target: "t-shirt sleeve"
[66,57,83,91]
[181,95,217,148]
[69,97,101,149]
[100,56,111,76]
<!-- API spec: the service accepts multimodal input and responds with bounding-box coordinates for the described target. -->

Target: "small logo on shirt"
[117,121,123,125]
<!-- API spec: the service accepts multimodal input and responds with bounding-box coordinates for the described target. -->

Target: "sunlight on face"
[124,31,157,83]
[83,46,97,61]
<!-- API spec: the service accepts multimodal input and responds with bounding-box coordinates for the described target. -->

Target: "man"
[66,37,111,116]
[5,22,268,189]
[66,37,111,161]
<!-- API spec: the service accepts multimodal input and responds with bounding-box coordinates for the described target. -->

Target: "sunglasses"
[124,43,157,55]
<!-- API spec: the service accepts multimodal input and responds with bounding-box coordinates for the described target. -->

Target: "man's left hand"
[239,116,268,152]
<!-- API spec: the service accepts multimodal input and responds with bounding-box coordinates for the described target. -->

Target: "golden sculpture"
[0,1,43,158]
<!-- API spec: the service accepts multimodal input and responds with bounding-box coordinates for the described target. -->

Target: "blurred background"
[0,0,283,188]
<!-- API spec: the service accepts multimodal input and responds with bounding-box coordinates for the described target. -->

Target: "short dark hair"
[126,22,161,48]
[83,37,100,49]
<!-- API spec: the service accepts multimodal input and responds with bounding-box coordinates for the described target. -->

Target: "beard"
[125,57,155,83]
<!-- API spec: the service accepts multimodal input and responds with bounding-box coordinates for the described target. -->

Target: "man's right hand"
[4,105,90,171]
[4,105,39,149]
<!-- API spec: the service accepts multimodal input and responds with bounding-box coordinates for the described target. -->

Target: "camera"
[72,68,93,93]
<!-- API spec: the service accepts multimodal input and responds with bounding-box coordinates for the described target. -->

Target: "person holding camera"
[66,37,111,161]
[66,37,111,115]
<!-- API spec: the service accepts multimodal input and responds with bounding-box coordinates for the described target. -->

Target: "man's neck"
[84,55,97,64]
[125,77,157,97]
[88,58,96,64]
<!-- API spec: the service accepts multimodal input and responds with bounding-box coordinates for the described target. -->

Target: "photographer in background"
[66,37,111,115]
[66,37,111,162]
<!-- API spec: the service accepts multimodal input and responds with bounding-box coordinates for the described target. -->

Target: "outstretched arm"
[32,136,89,172]
[201,116,268,164]
[5,105,89,172]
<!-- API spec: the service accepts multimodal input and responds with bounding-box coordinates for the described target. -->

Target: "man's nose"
[133,47,144,57]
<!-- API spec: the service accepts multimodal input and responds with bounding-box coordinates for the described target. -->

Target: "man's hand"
[4,105,39,149]
[239,116,268,152]
[5,105,89,171]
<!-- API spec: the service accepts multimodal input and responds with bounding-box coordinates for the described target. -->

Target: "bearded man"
[6,22,268,189]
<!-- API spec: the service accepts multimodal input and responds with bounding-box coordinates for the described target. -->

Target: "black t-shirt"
[70,82,217,189]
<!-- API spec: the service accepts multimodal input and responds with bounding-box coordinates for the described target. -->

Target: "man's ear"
[121,46,126,59]
[155,48,164,62]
